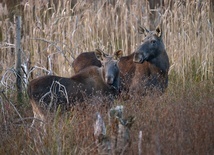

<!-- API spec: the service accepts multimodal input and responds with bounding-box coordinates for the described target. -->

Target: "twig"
[1,68,17,90]
[0,90,24,124]
[13,117,44,124]
[27,65,51,81]
[39,80,69,111]
[138,130,142,155]
[31,37,74,62]
[0,95,8,132]
[54,81,69,104]
[0,42,15,48]
[121,143,129,155]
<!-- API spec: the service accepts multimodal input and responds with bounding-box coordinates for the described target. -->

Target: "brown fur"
[28,50,123,126]
[72,51,104,73]
[72,26,169,95]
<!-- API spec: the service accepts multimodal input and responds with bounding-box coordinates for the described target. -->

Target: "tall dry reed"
[0,0,213,154]
[0,0,213,82]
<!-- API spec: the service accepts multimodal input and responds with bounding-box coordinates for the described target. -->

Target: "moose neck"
[149,50,169,74]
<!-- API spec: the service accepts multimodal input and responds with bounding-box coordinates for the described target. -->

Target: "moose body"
[28,50,123,126]
[72,26,169,95]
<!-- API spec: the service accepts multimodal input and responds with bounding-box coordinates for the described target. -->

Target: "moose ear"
[156,25,162,37]
[138,26,149,36]
[95,49,106,61]
[114,49,123,60]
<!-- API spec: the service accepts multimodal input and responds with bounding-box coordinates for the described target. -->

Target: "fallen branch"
[94,105,135,154]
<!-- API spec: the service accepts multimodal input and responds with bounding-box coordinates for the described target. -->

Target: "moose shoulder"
[27,49,123,126]
[72,26,169,95]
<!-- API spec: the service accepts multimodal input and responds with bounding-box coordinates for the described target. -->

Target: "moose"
[27,49,123,126]
[72,26,170,95]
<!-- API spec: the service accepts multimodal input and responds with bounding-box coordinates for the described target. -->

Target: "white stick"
[138,130,142,155]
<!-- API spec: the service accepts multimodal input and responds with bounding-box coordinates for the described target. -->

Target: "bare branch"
[1,68,17,90]
[31,37,74,62]
[94,105,135,154]
[0,95,8,132]
[27,66,51,81]
[0,90,24,124]
[0,42,15,48]
[39,80,69,111]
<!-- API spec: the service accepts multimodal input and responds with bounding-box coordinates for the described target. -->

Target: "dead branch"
[39,80,69,112]
[94,105,135,155]
[0,90,24,124]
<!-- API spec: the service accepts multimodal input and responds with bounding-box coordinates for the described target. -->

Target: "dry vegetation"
[0,0,213,154]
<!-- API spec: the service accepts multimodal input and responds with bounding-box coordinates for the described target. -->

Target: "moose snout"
[133,52,142,63]
[133,52,147,63]
[105,76,114,85]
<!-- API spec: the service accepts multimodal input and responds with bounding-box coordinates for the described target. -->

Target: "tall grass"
[0,0,213,154]
[0,0,213,80]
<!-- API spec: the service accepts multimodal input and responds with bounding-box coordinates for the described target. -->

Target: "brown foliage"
[0,0,213,154]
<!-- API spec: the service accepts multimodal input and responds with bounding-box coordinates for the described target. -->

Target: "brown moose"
[72,26,169,95]
[27,49,123,126]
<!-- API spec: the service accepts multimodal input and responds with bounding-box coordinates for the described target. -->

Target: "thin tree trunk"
[15,16,22,102]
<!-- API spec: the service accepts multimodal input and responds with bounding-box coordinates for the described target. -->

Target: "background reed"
[0,0,213,154]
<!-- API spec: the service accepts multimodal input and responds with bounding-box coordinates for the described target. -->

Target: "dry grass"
[0,81,213,154]
[0,0,214,154]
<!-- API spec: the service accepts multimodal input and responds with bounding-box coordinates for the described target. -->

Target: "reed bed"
[0,0,213,154]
